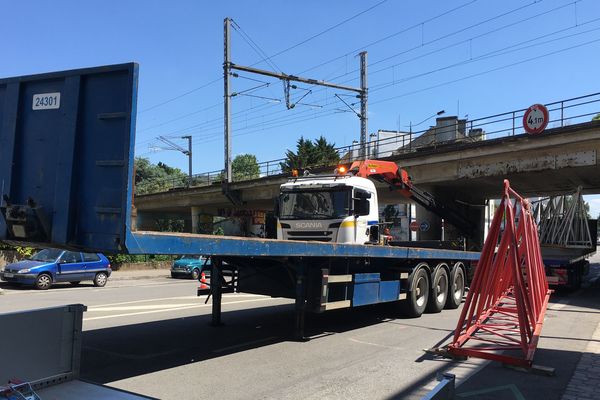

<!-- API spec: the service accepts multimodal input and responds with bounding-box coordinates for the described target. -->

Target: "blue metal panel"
[353,273,380,307]
[127,231,481,260]
[354,273,380,283]
[0,64,138,253]
[379,280,400,302]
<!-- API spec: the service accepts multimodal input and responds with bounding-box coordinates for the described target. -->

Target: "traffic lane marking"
[89,293,265,308]
[84,297,284,321]
[0,278,195,295]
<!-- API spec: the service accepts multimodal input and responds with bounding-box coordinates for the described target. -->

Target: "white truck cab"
[276,174,379,244]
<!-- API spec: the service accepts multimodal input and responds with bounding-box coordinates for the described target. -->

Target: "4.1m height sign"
[522,104,549,134]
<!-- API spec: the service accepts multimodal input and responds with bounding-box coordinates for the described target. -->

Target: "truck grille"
[285,230,333,242]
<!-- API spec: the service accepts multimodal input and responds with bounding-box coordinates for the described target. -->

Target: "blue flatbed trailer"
[0,63,479,338]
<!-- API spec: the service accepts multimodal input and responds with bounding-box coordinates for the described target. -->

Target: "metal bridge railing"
[135,92,600,196]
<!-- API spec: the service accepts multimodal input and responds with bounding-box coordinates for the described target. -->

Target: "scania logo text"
[295,222,324,228]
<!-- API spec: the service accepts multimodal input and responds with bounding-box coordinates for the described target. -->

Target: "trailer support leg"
[294,261,308,341]
[211,257,223,326]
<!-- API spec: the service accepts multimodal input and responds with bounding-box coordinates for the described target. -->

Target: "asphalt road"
[1,264,599,400]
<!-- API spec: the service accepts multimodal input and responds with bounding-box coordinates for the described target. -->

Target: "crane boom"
[348,159,475,235]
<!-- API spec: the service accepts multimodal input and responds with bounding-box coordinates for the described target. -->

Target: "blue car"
[171,255,211,280]
[0,248,111,290]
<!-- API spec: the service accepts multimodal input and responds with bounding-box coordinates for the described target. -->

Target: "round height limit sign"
[523,104,549,134]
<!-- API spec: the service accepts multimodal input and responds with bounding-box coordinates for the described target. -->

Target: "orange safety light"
[336,165,347,175]
[291,169,299,177]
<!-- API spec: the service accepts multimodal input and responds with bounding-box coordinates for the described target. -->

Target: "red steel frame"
[448,180,552,367]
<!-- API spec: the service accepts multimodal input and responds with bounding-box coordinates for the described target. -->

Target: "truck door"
[57,251,85,282]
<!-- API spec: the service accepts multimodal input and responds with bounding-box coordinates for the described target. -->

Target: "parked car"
[171,255,211,279]
[0,248,111,290]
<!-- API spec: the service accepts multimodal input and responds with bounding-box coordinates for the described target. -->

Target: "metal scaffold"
[535,187,593,249]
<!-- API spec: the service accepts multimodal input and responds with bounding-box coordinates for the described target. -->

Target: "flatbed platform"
[127,231,480,260]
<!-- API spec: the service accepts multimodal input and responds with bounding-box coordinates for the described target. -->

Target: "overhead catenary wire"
[138,0,596,159]
[145,14,600,143]
[139,0,582,144]
[135,0,474,125]
[186,32,600,143]
[136,1,388,116]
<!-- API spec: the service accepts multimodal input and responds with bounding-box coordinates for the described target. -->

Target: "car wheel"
[94,272,108,287]
[171,272,178,279]
[70,281,81,286]
[191,268,200,280]
[35,274,53,290]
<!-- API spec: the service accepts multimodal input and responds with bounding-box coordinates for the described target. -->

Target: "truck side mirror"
[354,198,370,216]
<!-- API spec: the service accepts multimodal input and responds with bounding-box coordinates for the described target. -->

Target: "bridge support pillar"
[191,206,214,234]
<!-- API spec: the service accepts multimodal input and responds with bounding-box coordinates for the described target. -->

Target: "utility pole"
[223,16,368,169]
[182,135,192,183]
[155,136,193,186]
[224,17,232,183]
[359,51,368,159]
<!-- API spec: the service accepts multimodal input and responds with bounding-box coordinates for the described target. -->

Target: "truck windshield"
[279,189,351,220]
[30,248,63,262]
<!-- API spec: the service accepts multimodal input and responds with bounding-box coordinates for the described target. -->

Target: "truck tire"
[401,267,429,318]
[35,273,53,290]
[426,266,448,313]
[94,272,108,287]
[446,265,465,309]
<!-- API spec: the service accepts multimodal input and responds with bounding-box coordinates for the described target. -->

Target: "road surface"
[1,263,598,399]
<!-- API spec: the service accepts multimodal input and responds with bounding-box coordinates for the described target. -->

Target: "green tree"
[593,113,600,121]
[280,136,340,172]
[232,153,260,181]
[135,157,187,194]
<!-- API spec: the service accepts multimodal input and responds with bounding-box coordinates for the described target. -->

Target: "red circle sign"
[523,104,549,134]
[410,221,419,232]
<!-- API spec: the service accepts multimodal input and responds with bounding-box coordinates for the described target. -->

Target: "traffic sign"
[410,221,419,232]
[420,221,430,232]
[523,104,549,134]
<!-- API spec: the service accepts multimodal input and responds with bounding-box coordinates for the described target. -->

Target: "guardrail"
[135,92,600,195]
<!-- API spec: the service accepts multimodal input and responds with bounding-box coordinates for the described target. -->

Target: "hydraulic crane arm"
[348,159,475,235]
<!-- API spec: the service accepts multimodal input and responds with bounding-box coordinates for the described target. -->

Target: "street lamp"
[407,110,445,133]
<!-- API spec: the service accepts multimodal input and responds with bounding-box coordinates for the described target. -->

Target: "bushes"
[107,253,176,269]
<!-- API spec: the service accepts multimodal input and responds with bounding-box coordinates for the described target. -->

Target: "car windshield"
[30,248,63,262]
[279,189,351,220]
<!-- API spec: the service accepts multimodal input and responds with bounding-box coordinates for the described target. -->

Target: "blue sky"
[2,0,600,215]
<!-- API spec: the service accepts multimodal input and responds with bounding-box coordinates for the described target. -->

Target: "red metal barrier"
[448,180,552,367]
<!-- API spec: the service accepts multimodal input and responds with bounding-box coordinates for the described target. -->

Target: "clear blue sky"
[2,0,600,215]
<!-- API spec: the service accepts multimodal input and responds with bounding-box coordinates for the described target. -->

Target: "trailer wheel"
[426,266,448,313]
[401,268,429,318]
[445,265,465,309]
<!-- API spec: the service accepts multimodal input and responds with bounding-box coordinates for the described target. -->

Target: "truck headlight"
[18,269,30,273]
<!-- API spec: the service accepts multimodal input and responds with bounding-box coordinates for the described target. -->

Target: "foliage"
[0,243,37,258]
[593,113,600,121]
[218,154,261,182]
[107,253,175,267]
[213,226,225,236]
[232,154,260,181]
[280,136,340,172]
[135,157,188,194]
[155,218,185,233]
